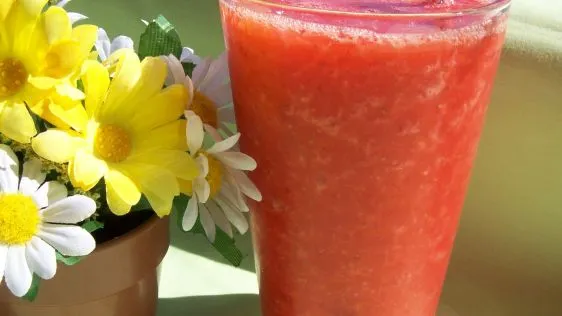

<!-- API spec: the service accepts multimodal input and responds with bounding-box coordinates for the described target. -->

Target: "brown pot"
[0,216,170,316]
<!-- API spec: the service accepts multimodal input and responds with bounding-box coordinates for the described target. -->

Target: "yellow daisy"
[0,0,97,143]
[32,49,199,216]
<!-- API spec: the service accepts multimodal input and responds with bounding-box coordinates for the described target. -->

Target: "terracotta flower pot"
[0,216,170,316]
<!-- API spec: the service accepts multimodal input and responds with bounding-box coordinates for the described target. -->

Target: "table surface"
[66,1,562,315]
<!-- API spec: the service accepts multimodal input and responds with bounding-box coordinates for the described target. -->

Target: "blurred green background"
[69,0,225,56]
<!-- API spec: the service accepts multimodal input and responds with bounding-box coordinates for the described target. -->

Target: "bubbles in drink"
[261,0,501,14]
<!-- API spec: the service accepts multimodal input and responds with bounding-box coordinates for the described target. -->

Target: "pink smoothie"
[220,0,509,315]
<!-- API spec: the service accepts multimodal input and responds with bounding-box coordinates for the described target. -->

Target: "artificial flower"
[0,145,96,297]
[55,0,88,24]
[95,28,134,62]
[162,50,234,129]
[0,0,97,143]
[32,49,199,216]
[181,111,261,242]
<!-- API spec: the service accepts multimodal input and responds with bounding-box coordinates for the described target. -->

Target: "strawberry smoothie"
[220,0,510,315]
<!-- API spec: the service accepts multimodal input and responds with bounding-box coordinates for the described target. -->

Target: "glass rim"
[228,0,512,18]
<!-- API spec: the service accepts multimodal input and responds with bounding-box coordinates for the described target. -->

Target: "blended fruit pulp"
[220,0,508,315]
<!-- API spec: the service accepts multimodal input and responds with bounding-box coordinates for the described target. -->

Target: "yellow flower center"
[205,153,223,198]
[0,58,28,99]
[190,92,218,127]
[94,124,132,163]
[0,194,40,245]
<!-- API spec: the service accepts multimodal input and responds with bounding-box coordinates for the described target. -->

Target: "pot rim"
[94,213,163,252]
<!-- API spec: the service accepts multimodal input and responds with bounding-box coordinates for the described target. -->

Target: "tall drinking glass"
[219,0,511,315]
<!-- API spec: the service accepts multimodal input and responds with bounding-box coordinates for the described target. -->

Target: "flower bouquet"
[0,0,260,314]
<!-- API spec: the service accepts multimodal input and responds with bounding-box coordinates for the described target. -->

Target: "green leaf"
[182,62,196,78]
[173,194,244,267]
[22,274,40,302]
[27,107,48,134]
[132,195,152,212]
[173,194,190,228]
[81,220,104,233]
[56,252,82,266]
[138,15,182,60]
[192,220,244,267]
[223,123,238,134]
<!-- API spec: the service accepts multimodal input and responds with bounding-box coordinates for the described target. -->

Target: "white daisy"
[95,28,134,62]
[161,49,235,130]
[55,0,88,24]
[0,145,96,297]
[181,111,261,242]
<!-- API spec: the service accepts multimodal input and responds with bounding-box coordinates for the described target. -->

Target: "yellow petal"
[32,129,84,163]
[129,57,168,106]
[129,149,199,181]
[0,0,15,22]
[81,60,109,117]
[43,6,71,44]
[29,98,71,129]
[122,163,179,217]
[22,0,47,17]
[129,84,187,133]
[134,120,187,151]
[48,100,88,131]
[55,83,85,100]
[71,150,106,191]
[43,40,81,79]
[100,54,167,124]
[178,179,193,196]
[106,180,132,216]
[27,76,58,90]
[0,101,36,143]
[100,49,141,121]
[7,0,37,57]
[106,169,141,206]
[71,24,97,61]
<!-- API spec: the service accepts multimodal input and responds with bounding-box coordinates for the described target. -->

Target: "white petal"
[204,124,222,142]
[196,154,209,177]
[207,200,233,238]
[25,237,56,280]
[68,12,88,24]
[180,47,201,64]
[32,181,68,209]
[95,28,111,61]
[186,111,204,155]
[4,246,32,297]
[215,152,257,171]
[19,158,46,196]
[184,75,195,105]
[0,245,8,284]
[0,145,19,193]
[194,178,210,203]
[207,133,240,154]
[218,105,237,126]
[182,195,199,231]
[163,54,185,86]
[222,178,249,212]
[199,204,216,242]
[192,58,211,88]
[41,195,96,224]
[207,83,233,107]
[199,53,229,94]
[110,36,134,53]
[229,169,262,201]
[38,224,96,257]
[215,196,249,235]
[56,0,71,7]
